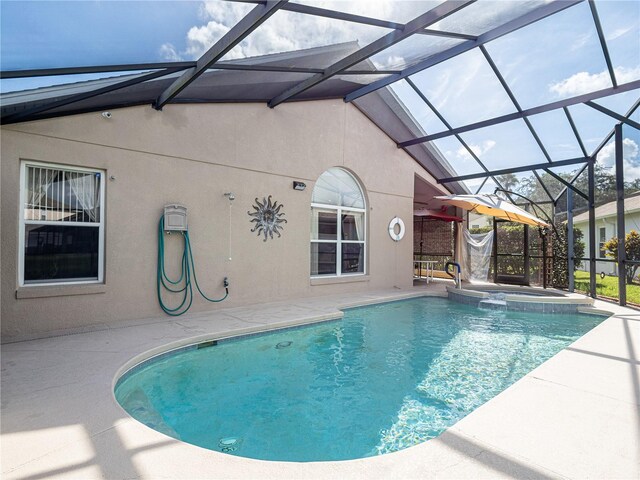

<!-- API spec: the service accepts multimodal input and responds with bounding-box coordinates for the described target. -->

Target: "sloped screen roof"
[1,0,638,197]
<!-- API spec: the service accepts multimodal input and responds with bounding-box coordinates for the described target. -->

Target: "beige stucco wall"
[0,100,448,341]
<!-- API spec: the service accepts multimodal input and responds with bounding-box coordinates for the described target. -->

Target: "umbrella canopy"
[434,194,549,227]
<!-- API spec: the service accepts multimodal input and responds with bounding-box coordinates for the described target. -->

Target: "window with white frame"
[310,168,366,277]
[19,162,105,285]
[599,226,607,258]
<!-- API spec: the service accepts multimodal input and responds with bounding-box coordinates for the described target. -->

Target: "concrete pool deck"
[2,282,639,479]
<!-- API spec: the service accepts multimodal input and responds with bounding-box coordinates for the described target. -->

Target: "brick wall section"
[413,218,454,256]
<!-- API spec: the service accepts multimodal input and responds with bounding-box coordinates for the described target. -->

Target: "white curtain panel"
[458,228,494,282]
[353,212,364,242]
[66,171,98,221]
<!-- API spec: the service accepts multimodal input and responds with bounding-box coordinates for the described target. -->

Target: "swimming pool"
[115,297,605,462]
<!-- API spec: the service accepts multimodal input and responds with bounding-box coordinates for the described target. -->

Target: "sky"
[1,0,639,186]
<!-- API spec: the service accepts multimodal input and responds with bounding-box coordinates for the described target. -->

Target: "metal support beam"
[555,98,640,201]
[590,98,640,157]
[404,78,516,202]
[438,156,590,183]
[474,177,488,194]
[1,62,414,80]
[276,1,402,29]
[418,29,478,41]
[399,80,640,147]
[514,200,555,206]
[493,189,556,227]
[542,168,589,200]
[615,124,627,306]
[564,107,589,157]
[3,68,185,123]
[588,0,617,88]
[0,62,408,80]
[547,201,556,288]
[213,65,399,74]
[0,62,197,79]
[588,161,597,298]
[524,223,531,285]
[493,220,498,283]
[228,0,479,40]
[585,101,640,130]
[567,188,575,292]
[542,231,548,289]
[533,171,555,203]
[268,0,476,107]
[480,45,552,163]
[554,164,588,203]
[154,0,288,110]
[212,63,323,73]
[344,0,582,102]
[227,0,403,29]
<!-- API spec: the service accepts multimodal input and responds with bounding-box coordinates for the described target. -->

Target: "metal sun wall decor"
[248,195,287,241]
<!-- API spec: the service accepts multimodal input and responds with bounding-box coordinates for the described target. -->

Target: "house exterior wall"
[574,211,640,275]
[1,100,447,341]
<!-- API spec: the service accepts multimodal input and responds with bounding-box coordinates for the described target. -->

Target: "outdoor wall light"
[101,111,112,119]
[293,181,306,191]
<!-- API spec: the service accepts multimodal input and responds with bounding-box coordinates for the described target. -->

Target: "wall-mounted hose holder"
[157,215,229,316]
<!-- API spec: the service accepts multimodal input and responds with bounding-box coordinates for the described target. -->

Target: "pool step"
[478,299,507,310]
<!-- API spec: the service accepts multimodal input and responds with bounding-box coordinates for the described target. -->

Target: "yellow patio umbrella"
[434,194,550,227]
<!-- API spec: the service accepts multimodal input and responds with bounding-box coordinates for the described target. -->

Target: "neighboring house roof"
[0,42,467,194]
[573,195,640,224]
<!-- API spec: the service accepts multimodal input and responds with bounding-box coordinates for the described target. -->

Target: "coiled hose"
[157,216,228,316]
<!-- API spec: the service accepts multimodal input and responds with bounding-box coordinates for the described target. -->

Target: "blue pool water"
[115,297,604,462]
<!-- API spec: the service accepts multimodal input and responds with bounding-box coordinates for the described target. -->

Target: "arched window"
[311,168,366,277]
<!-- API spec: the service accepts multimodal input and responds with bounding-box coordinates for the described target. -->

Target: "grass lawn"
[574,270,640,305]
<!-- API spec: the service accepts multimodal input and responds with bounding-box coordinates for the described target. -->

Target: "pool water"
[115,297,604,462]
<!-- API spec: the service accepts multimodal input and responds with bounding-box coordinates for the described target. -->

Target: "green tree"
[495,173,519,195]
[571,164,616,206]
[625,178,640,194]
[552,223,585,288]
[603,230,640,284]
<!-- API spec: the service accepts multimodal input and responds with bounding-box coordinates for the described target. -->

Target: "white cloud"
[432,52,484,113]
[597,137,640,180]
[570,32,592,52]
[159,43,183,62]
[607,25,634,41]
[160,1,391,62]
[462,177,484,189]
[549,67,640,97]
[456,140,496,159]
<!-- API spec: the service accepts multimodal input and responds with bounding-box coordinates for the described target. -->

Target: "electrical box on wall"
[164,205,188,232]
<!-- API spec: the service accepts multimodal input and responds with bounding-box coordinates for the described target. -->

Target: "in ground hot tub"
[447,285,595,313]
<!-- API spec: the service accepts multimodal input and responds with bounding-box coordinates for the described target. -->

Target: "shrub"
[603,230,640,284]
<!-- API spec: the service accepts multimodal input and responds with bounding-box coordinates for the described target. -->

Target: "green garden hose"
[157,216,228,316]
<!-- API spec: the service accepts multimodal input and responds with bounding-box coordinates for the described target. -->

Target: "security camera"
[101,111,112,119]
